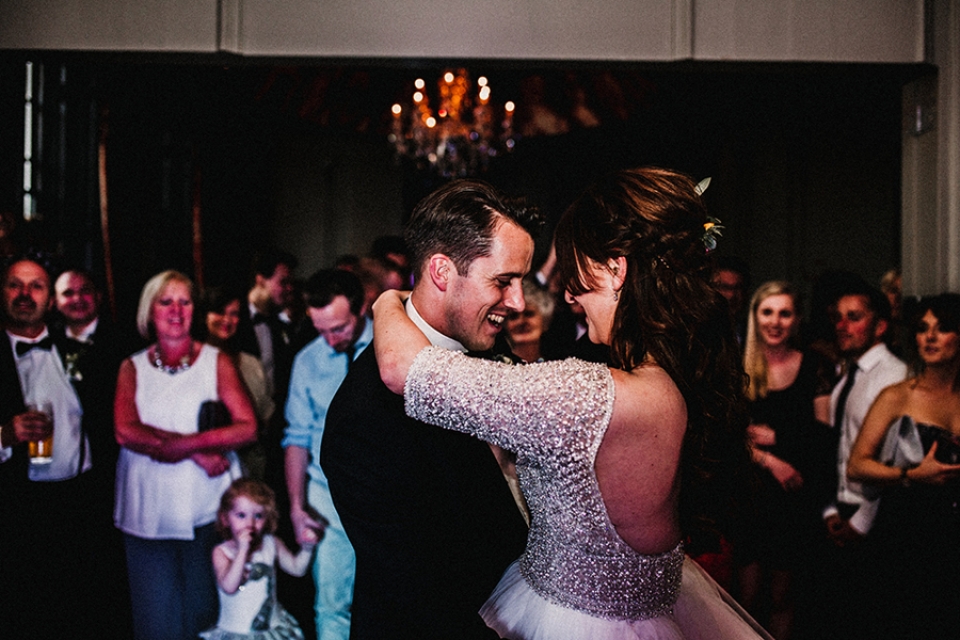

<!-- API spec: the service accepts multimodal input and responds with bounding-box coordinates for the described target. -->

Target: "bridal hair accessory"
[694,177,722,253]
[702,217,723,253]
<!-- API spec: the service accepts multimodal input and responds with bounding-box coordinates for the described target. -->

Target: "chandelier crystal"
[388,69,515,178]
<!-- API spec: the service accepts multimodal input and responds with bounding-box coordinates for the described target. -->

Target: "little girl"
[201,478,319,640]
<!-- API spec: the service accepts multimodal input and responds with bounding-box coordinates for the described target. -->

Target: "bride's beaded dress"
[405,347,771,639]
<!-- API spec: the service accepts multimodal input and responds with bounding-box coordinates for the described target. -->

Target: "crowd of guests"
[707,260,960,640]
[0,170,958,640]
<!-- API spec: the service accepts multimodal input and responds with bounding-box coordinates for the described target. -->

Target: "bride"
[374,167,769,639]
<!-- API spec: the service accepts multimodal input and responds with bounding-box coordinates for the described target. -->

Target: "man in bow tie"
[322,180,542,639]
[0,256,108,637]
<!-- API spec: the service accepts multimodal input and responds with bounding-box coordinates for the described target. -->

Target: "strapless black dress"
[866,416,960,640]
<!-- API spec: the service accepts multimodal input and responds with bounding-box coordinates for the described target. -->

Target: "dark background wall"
[0,56,923,328]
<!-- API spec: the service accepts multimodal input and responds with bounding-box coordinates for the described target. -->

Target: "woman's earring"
[613,291,619,302]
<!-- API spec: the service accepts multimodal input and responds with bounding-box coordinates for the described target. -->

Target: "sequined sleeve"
[404,346,615,456]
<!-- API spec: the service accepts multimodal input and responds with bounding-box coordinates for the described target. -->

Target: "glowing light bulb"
[413,91,423,103]
[479,86,491,101]
[478,76,488,87]
[505,101,515,113]
[415,78,425,90]
[426,116,437,128]
[444,72,454,83]
[391,104,402,116]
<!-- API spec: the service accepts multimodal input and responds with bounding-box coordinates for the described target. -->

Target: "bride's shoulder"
[613,365,685,414]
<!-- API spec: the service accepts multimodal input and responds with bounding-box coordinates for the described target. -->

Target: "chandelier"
[388,69,516,178]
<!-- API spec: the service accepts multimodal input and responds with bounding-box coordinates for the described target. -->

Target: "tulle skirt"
[480,557,772,640]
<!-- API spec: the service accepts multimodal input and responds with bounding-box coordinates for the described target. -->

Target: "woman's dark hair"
[195,284,246,352]
[911,293,960,388]
[554,166,753,550]
[913,293,960,335]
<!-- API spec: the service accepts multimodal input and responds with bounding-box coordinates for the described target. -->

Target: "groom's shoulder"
[328,343,397,416]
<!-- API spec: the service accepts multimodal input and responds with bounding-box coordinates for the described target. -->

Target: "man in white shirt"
[0,257,104,638]
[816,282,907,640]
[824,287,907,542]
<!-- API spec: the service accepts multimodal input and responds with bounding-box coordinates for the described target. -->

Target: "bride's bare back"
[599,365,686,554]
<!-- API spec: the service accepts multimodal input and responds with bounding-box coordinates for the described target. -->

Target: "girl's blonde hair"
[743,280,798,401]
[216,478,279,540]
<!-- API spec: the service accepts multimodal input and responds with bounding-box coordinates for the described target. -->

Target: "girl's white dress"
[200,535,304,640]
[405,347,773,640]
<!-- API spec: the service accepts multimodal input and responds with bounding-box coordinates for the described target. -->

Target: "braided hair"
[554,166,753,549]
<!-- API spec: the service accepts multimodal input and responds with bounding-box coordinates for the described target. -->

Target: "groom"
[322,180,542,639]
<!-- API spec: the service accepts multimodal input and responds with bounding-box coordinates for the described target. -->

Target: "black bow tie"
[16,336,54,357]
[251,313,270,326]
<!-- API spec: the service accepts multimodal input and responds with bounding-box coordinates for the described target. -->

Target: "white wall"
[0,0,220,51]
[901,0,960,296]
[0,0,925,64]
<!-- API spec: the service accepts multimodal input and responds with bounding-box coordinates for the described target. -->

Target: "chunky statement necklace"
[151,344,193,374]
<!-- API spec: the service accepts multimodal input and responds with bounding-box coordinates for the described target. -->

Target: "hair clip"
[702,217,723,252]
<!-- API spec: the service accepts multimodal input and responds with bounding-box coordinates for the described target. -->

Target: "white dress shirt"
[824,342,907,534]
[2,328,90,481]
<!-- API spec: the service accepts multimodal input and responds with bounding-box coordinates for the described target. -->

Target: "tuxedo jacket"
[0,327,130,640]
[0,329,92,547]
[54,319,133,501]
[0,331,29,492]
[322,344,529,640]
[0,328,116,491]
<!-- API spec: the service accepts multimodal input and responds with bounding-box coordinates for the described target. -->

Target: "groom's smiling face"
[443,219,534,352]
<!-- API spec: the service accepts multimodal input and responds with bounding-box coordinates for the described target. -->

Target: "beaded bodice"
[405,347,684,621]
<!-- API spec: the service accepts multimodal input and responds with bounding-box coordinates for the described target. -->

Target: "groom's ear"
[427,254,454,292]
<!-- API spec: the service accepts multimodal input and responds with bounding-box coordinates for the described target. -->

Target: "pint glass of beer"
[26,402,54,464]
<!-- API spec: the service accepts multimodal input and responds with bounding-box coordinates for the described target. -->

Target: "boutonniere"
[64,351,84,382]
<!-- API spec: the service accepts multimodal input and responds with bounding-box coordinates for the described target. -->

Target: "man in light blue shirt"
[283,269,372,640]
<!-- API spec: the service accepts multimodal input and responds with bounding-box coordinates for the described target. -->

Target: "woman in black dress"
[738,281,834,639]
[848,293,960,640]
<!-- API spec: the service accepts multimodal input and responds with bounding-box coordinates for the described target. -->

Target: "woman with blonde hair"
[738,280,834,639]
[114,270,258,640]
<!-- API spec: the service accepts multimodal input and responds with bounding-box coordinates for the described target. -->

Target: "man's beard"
[6,296,39,324]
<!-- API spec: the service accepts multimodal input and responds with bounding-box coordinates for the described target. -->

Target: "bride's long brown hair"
[554,166,753,549]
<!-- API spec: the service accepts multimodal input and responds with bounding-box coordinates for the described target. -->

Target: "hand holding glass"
[25,402,54,464]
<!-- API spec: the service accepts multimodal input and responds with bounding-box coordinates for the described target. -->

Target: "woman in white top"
[114,270,257,640]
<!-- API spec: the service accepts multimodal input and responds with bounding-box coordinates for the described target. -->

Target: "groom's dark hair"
[404,179,543,281]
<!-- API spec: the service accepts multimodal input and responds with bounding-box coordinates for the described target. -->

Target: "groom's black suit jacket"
[322,342,528,640]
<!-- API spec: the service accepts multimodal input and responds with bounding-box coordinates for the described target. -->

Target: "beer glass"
[26,402,54,464]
